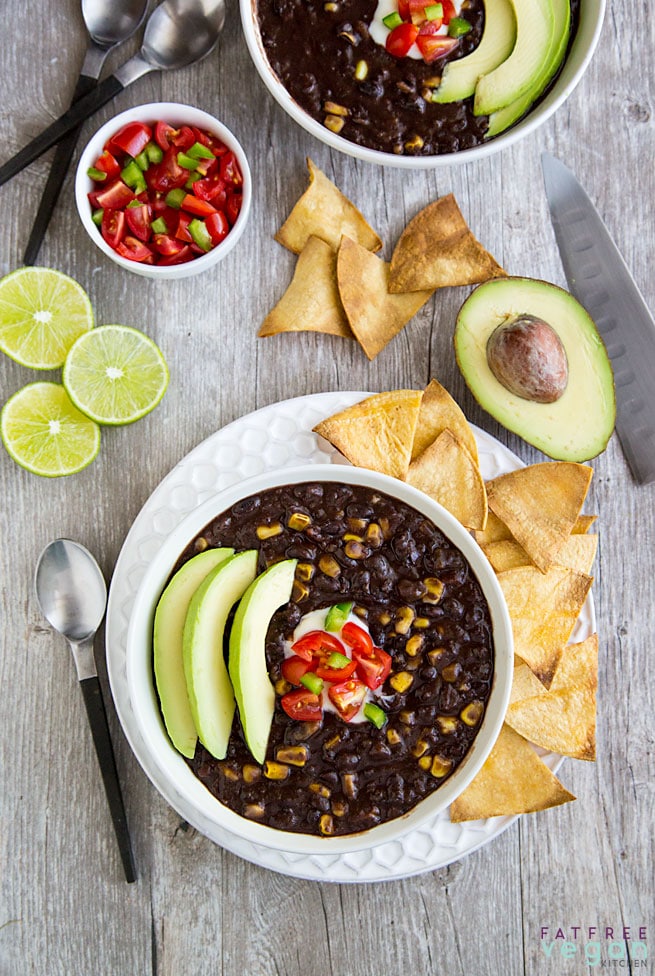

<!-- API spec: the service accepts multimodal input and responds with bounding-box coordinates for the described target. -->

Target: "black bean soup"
[256,0,580,156]
[174,482,494,836]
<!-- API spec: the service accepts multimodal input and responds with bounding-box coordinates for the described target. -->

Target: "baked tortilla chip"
[486,462,593,573]
[496,566,593,686]
[505,635,598,760]
[337,236,432,359]
[483,534,598,576]
[573,514,598,534]
[411,378,479,464]
[450,724,575,821]
[275,158,382,255]
[406,429,487,530]
[475,509,512,547]
[259,236,353,339]
[389,194,506,294]
[313,390,423,479]
[510,663,547,703]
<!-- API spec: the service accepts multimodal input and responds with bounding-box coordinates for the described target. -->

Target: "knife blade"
[541,152,655,484]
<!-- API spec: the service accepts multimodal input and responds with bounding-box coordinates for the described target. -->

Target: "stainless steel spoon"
[0,0,226,188]
[23,0,148,265]
[35,539,136,884]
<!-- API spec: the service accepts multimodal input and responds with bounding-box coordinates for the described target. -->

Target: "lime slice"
[63,325,169,425]
[1,382,100,477]
[0,267,93,369]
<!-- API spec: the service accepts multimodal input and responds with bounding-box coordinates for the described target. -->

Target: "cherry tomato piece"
[125,203,152,242]
[353,646,392,690]
[328,679,368,722]
[93,179,135,210]
[193,173,227,204]
[291,630,345,663]
[158,245,194,266]
[341,622,374,657]
[416,25,458,62]
[205,211,229,246]
[151,234,187,257]
[115,236,154,263]
[154,122,177,151]
[181,194,218,218]
[385,22,419,57]
[441,0,456,20]
[315,658,357,683]
[192,126,228,155]
[225,191,242,226]
[93,150,121,181]
[281,655,312,686]
[108,121,152,158]
[219,151,243,188]
[146,148,188,193]
[175,212,193,242]
[398,0,411,18]
[101,209,126,249]
[169,125,195,151]
[281,689,323,721]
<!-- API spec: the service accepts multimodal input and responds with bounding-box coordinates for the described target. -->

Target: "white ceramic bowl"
[239,0,605,168]
[75,103,252,279]
[126,464,513,855]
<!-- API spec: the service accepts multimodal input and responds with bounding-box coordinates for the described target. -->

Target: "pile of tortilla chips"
[259,159,505,359]
[313,382,599,823]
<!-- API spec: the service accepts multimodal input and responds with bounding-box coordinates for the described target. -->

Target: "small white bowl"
[239,0,605,168]
[126,464,513,855]
[75,103,252,279]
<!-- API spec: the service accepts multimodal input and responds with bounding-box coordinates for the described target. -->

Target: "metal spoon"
[35,539,136,884]
[23,0,148,265]
[0,0,226,188]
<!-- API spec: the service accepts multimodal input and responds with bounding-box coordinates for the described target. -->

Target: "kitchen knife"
[542,152,655,485]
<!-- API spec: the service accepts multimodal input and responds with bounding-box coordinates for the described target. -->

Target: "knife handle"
[0,74,124,188]
[23,73,98,266]
[79,675,137,884]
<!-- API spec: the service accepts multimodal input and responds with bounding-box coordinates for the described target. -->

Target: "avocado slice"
[182,550,258,760]
[153,547,234,757]
[487,0,570,136]
[454,277,616,461]
[433,0,517,104]
[474,0,554,116]
[228,559,297,764]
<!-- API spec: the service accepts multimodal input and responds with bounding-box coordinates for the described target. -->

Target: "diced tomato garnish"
[291,630,345,663]
[408,0,429,24]
[101,209,126,249]
[115,236,155,263]
[281,655,312,686]
[415,27,458,62]
[281,689,323,722]
[353,646,392,690]
[225,191,243,227]
[398,0,411,19]
[174,212,192,242]
[181,194,218,218]
[154,122,176,151]
[341,622,374,657]
[93,150,121,181]
[441,0,456,21]
[328,679,367,722]
[385,22,419,57]
[169,125,195,151]
[93,180,135,211]
[158,245,194,266]
[219,151,243,188]
[205,211,229,246]
[193,173,227,204]
[125,203,152,242]
[151,234,188,257]
[315,657,357,683]
[108,121,152,158]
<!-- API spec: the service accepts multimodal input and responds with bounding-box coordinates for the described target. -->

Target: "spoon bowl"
[142,0,226,70]
[35,539,107,644]
[82,0,148,48]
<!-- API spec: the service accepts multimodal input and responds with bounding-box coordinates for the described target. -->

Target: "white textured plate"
[106,392,595,882]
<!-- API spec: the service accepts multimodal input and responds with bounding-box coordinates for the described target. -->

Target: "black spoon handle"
[0,74,125,189]
[79,675,137,884]
[23,73,98,266]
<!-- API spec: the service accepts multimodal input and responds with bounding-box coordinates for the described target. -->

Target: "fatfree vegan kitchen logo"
[540,927,648,967]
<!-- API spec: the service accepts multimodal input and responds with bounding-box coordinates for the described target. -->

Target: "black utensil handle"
[0,74,124,189]
[80,675,137,883]
[23,73,98,266]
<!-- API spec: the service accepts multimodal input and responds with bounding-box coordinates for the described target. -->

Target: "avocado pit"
[486,314,569,404]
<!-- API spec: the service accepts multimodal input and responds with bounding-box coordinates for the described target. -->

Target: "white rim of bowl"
[75,102,252,276]
[126,464,513,856]
[239,0,606,168]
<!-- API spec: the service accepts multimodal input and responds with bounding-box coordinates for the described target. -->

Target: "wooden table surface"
[1,1,653,973]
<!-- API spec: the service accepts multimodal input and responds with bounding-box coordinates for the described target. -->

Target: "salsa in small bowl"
[75,103,252,279]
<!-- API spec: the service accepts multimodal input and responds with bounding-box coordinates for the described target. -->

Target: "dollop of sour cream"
[368,0,462,60]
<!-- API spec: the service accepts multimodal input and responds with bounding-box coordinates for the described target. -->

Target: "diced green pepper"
[165,188,186,209]
[121,160,146,192]
[151,217,168,234]
[300,672,324,695]
[87,166,107,182]
[145,142,163,164]
[363,702,387,729]
[177,152,200,171]
[425,3,443,18]
[382,10,403,28]
[91,208,104,226]
[185,172,202,189]
[126,199,142,209]
[187,141,215,160]
[448,15,471,35]
[188,218,213,252]
[325,601,354,632]
[325,651,352,669]
[134,150,150,171]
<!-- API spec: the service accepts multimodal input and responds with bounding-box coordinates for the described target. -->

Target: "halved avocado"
[432,0,517,104]
[474,0,554,116]
[454,277,616,461]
